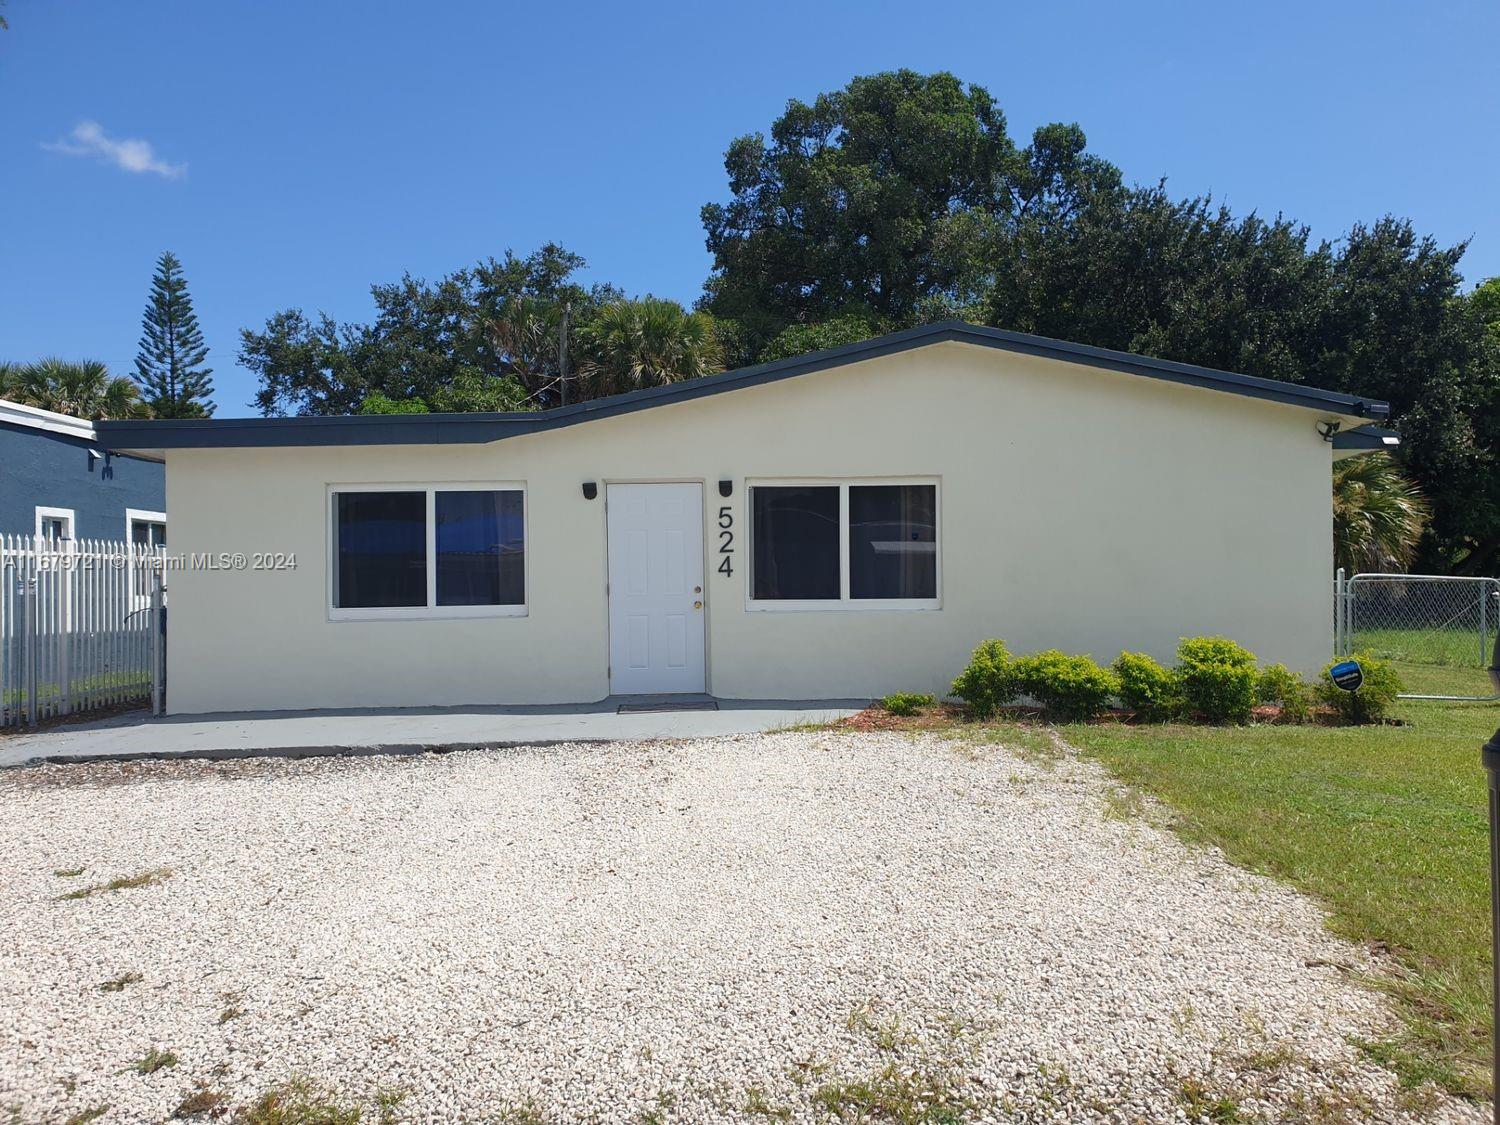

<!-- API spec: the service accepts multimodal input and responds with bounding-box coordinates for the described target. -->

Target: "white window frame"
[125,508,168,608]
[744,477,941,612]
[34,507,77,627]
[326,482,528,621]
[35,505,75,543]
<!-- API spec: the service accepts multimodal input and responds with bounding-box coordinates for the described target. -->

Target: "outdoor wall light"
[718,480,733,498]
[582,481,598,500]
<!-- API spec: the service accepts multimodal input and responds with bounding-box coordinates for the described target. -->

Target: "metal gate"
[1335,570,1500,700]
[1,534,165,727]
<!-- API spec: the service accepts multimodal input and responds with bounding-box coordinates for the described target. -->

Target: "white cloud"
[41,120,186,179]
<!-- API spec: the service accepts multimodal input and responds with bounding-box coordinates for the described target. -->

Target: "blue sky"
[2,0,1496,415]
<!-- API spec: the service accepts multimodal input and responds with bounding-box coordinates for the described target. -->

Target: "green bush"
[1013,650,1118,721]
[950,640,1019,719]
[1175,636,1258,724]
[1317,652,1403,724]
[879,691,936,717]
[1113,651,1182,721]
[1256,663,1312,723]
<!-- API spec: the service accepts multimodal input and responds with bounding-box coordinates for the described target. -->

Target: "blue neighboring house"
[0,398,165,547]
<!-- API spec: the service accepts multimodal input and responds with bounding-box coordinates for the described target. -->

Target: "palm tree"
[1,358,149,419]
[580,298,723,398]
[1332,452,1431,574]
[484,296,563,403]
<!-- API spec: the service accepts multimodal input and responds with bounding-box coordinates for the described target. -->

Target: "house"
[98,322,1389,715]
[1,398,166,549]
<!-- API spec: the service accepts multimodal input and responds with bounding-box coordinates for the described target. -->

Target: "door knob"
[694,586,702,593]
[694,600,703,610]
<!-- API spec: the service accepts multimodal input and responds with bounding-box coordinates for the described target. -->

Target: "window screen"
[335,491,426,608]
[848,484,937,599]
[751,486,840,600]
[436,490,525,606]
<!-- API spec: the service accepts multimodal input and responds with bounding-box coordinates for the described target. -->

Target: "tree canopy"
[0,358,146,419]
[134,251,215,417]
[695,71,1498,574]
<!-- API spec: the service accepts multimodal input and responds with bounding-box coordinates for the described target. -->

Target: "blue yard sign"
[1329,660,1364,692]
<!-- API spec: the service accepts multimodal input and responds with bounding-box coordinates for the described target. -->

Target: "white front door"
[607,483,706,695]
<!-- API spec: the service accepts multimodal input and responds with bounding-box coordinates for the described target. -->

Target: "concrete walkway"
[0,697,865,769]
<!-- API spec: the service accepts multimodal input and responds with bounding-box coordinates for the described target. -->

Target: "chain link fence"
[1335,571,1500,700]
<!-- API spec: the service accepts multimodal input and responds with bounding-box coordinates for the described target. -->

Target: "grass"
[99,970,143,993]
[172,1084,228,1119]
[811,1062,973,1124]
[1355,626,1494,669]
[56,867,172,901]
[1176,1074,1243,1123]
[1350,628,1499,698]
[236,1078,363,1125]
[62,1108,110,1125]
[126,1047,179,1075]
[218,989,246,1024]
[1055,694,1500,1099]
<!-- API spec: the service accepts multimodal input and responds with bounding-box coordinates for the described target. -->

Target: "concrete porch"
[0,696,866,769]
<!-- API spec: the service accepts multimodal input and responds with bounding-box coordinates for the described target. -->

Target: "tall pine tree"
[134,251,214,417]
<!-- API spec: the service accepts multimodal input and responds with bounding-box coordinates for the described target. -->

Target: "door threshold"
[616,699,720,714]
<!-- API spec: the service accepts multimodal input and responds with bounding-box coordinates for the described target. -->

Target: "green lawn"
[1350,627,1499,698]
[1058,695,1500,1099]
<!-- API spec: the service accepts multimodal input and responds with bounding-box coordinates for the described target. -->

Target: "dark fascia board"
[1332,424,1401,450]
[0,417,160,462]
[96,321,1390,451]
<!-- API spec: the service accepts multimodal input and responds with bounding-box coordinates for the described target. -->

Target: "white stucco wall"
[163,342,1339,713]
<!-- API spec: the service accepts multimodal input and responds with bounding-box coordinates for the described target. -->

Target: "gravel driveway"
[0,731,1482,1123]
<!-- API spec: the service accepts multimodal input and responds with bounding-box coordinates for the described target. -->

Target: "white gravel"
[0,731,1483,1123]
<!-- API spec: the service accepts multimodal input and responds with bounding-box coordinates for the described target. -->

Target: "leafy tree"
[578,298,722,397]
[358,373,532,415]
[1332,453,1432,574]
[358,392,429,415]
[1472,277,1500,346]
[241,244,619,416]
[703,71,1498,573]
[134,251,215,417]
[756,312,890,364]
[991,185,1334,384]
[1,358,147,419]
[700,70,1119,361]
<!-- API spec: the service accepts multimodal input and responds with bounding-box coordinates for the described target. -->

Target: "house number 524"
[717,505,734,577]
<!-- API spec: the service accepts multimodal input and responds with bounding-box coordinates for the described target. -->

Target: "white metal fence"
[1,535,165,727]
[1335,569,1500,701]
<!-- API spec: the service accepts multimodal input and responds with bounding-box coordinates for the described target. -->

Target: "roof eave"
[94,321,1391,451]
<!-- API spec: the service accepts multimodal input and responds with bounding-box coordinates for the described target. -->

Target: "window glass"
[751,486,840,600]
[436,490,525,606]
[849,485,937,599]
[129,520,167,597]
[335,491,426,608]
[131,520,166,548]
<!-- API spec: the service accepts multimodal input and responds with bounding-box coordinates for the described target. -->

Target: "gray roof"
[97,320,1390,451]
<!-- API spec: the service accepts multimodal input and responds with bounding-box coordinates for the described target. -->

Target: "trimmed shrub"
[1175,636,1258,724]
[950,640,1019,719]
[1013,650,1118,722]
[1113,651,1182,721]
[1317,652,1403,724]
[879,691,936,717]
[1256,663,1312,724]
